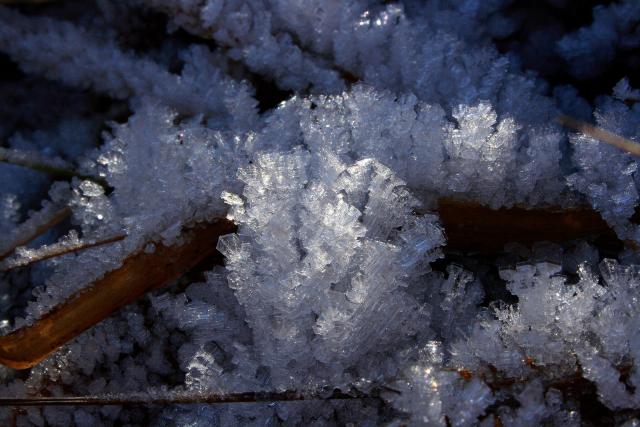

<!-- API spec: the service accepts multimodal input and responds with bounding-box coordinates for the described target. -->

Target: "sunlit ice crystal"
[218,146,445,386]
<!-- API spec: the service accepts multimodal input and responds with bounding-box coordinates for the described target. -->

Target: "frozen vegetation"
[0,0,639,425]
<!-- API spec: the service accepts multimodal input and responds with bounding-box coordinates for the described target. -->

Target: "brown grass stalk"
[0,198,622,370]
[0,219,235,369]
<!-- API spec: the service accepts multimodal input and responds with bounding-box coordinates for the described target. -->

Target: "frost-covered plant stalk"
[0,0,640,426]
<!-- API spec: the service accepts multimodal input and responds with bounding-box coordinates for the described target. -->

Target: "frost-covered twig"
[144,0,346,93]
[0,147,108,188]
[0,7,258,129]
[0,232,126,271]
[0,388,381,406]
[0,204,70,261]
[2,2,640,424]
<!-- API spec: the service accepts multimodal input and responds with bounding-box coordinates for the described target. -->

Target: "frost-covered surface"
[0,0,640,426]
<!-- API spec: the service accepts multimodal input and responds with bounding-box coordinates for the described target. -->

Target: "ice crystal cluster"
[0,0,639,425]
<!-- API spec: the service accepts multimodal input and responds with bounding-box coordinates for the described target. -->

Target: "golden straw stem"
[556,114,640,156]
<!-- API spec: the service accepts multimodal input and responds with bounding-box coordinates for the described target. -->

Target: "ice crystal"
[219,148,444,386]
[0,0,639,426]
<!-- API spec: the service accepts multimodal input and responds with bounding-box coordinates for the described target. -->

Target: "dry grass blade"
[0,233,127,271]
[438,198,618,252]
[0,205,71,261]
[0,388,379,406]
[0,219,235,369]
[556,114,640,156]
[0,199,620,370]
[0,147,110,189]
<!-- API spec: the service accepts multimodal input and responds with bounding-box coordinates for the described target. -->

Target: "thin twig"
[0,205,71,261]
[0,233,127,272]
[0,388,380,406]
[556,115,640,156]
[0,148,110,189]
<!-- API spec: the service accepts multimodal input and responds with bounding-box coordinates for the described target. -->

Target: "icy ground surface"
[0,0,640,425]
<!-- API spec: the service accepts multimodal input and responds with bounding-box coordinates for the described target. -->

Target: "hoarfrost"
[0,0,639,425]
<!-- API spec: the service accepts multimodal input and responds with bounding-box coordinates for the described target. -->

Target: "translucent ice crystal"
[218,147,445,386]
[557,1,640,80]
[1,1,640,425]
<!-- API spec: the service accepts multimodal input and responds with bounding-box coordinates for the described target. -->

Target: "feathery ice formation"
[0,0,639,425]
